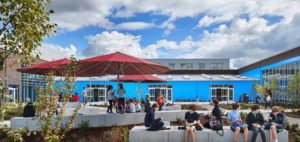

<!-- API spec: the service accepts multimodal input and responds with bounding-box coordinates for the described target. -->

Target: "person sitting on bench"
[246,104,266,142]
[265,106,285,142]
[184,104,201,142]
[144,103,164,131]
[23,102,36,117]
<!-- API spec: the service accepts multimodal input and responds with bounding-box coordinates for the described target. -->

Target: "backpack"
[209,118,224,136]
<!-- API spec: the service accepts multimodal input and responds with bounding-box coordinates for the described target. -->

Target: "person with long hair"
[117,83,126,113]
[106,85,114,113]
[204,99,222,128]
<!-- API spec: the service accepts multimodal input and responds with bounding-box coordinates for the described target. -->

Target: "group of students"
[227,103,284,142]
[143,99,285,142]
[106,84,154,113]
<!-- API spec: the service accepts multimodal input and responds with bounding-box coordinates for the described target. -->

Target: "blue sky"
[40,0,300,68]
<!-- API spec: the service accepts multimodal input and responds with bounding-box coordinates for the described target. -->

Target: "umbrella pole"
[138,81,141,101]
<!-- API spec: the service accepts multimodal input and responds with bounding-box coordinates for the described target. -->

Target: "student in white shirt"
[129,99,136,113]
[136,101,141,112]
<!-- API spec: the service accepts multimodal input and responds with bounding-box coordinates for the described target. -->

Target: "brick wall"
[0,54,45,102]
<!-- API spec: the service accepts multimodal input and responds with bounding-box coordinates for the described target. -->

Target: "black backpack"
[209,118,224,136]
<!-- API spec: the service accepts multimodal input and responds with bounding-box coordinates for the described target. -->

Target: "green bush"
[78,120,90,133]
[295,134,300,142]
[1,103,24,120]
[176,117,182,125]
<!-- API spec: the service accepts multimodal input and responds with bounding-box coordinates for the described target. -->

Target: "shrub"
[240,111,247,120]
[291,124,299,133]
[78,120,90,133]
[295,134,300,142]
[176,117,182,125]
[285,122,290,130]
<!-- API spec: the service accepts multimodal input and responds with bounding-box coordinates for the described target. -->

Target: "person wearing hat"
[246,104,266,142]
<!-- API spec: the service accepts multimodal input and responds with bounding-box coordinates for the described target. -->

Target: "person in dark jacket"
[246,104,266,142]
[145,94,151,112]
[204,99,222,128]
[144,103,164,131]
[265,106,284,142]
[23,102,36,117]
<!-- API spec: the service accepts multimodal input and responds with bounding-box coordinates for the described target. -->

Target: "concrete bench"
[162,105,182,111]
[129,126,288,142]
[11,110,195,131]
[58,102,81,108]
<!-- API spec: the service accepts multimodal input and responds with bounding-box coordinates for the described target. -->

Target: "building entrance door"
[210,85,234,102]
[8,88,17,103]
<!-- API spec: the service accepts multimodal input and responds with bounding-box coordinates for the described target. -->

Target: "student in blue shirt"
[227,103,249,142]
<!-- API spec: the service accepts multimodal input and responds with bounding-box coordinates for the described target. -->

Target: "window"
[148,84,172,101]
[168,63,175,69]
[210,84,234,102]
[180,63,193,70]
[199,63,205,70]
[86,85,108,102]
[210,63,223,70]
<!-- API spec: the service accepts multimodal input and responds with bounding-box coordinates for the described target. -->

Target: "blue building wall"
[73,80,256,102]
[241,56,300,83]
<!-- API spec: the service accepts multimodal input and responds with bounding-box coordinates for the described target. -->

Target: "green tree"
[0,0,56,119]
[35,56,80,142]
[288,72,300,105]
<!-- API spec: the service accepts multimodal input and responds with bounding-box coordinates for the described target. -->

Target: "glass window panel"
[181,63,193,70]
[168,63,175,69]
[199,63,205,70]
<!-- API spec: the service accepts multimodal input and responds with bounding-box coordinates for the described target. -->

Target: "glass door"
[210,85,234,102]
[8,88,16,102]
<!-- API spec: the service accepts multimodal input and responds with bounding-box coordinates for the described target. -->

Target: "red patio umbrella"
[16,58,70,76]
[111,75,166,83]
[77,52,170,78]
[111,75,166,100]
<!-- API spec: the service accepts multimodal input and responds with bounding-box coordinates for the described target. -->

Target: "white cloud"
[37,43,77,61]
[115,22,155,30]
[142,15,300,68]
[81,31,144,58]
[49,0,300,68]
[49,0,300,33]
[197,14,234,27]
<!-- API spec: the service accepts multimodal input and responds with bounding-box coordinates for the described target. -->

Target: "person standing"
[73,93,79,102]
[246,104,266,142]
[157,95,163,111]
[117,83,126,113]
[82,87,87,106]
[107,85,114,113]
[255,94,261,104]
[265,94,271,110]
[145,93,151,112]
